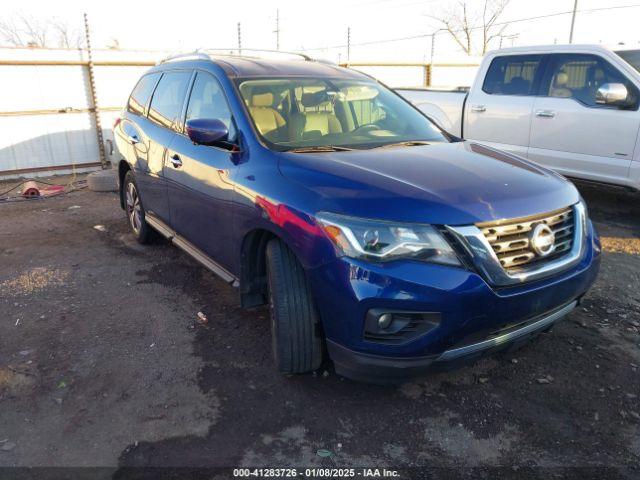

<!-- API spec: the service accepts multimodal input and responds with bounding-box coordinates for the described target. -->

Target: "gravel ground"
[0,176,639,478]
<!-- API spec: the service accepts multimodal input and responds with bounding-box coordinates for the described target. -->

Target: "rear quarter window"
[127,73,160,116]
[482,55,543,96]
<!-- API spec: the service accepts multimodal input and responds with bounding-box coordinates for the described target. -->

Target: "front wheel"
[266,238,323,374]
[123,171,153,244]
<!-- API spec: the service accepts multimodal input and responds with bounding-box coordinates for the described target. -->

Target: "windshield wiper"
[369,140,431,149]
[286,145,357,153]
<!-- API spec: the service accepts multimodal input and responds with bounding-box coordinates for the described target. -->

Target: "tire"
[123,171,153,244]
[266,238,323,374]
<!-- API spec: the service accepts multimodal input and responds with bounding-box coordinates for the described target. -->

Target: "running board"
[145,214,239,287]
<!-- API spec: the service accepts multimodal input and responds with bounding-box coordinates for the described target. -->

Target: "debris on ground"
[316,449,332,458]
[0,441,16,452]
[536,375,554,384]
[196,312,208,325]
[93,225,107,232]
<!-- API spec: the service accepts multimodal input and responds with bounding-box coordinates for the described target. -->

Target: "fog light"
[364,308,441,345]
[378,313,393,329]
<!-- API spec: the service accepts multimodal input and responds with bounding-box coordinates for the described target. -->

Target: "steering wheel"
[352,123,380,134]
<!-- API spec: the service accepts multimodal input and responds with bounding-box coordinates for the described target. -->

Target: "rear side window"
[127,73,160,115]
[482,55,543,96]
[148,71,192,129]
[544,53,639,109]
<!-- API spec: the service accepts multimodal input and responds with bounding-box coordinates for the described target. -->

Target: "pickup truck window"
[148,71,192,130]
[127,73,161,116]
[616,49,640,74]
[542,53,639,109]
[482,55,543,96]
[237,78,448,150]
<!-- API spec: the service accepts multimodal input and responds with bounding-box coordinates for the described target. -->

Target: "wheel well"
[118,160,131,209]
[240,229,277,308]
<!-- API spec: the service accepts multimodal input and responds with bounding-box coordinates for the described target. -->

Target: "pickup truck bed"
[397,88,468,137]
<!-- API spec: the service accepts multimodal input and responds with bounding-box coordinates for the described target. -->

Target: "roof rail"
[201,48,313,61]
[157,48,321,65]
[157,51,211,65]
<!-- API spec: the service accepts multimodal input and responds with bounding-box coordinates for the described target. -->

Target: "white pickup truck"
[398,45,640,191]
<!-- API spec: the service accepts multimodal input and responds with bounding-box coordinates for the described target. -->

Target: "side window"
[185,72,237,140]
[544,54,639,108]
[482,55,543,96]
[127,73,160,116]
[148,71,192,129]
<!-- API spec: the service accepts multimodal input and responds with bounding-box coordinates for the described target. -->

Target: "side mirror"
[595,83,629,106]
[186,118,229,146]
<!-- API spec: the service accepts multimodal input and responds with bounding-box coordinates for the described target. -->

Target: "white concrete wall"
[0,47,164,179]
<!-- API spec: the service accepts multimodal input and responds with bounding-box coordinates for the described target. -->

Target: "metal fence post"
[83,13,108,169]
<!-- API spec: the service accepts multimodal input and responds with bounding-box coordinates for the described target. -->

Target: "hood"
[279,141,579,225]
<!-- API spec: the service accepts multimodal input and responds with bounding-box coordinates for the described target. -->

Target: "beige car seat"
[249,92,286,137]
[300,91,343,138]
[549,72,572,98]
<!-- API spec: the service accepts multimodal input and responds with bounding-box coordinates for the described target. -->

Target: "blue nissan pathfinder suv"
[114,50,600,382]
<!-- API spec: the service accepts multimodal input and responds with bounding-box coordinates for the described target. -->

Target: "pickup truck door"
[528,53,640,184]
[464,54,545,158]
[164,71,239,272]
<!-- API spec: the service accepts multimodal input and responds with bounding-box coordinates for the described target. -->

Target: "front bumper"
[327,300,576,383]
[308,220,600,382]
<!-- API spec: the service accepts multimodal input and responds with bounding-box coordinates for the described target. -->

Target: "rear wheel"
[266,238,323,374]
[123,171,153,244]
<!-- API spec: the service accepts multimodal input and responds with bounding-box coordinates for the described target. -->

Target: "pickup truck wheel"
[266,238,323,374]
[123,171,153,244]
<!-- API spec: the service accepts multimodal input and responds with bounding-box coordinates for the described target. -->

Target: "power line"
[298,4,640,52]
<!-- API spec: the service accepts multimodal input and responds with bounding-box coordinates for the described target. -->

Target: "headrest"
[555,72,569,86]
[301,90,328,107]
[251,92,274,107]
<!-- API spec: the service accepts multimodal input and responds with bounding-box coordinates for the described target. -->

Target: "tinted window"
[148,71,192,129]
[616,49,640,74]
[186,72,236,140]
[482,55,543,95]
[127,73,160,115]
[544,54,638,108]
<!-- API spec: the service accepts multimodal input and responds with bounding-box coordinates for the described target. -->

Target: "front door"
[528,53,640,184]
[164,71,239,271]
[464,54,545,158]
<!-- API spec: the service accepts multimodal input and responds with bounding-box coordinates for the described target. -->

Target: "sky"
[2,0,640,62]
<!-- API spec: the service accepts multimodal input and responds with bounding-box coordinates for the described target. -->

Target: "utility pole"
[237,22,242,54]
[347,27,351,63]
[274,9,280,50]
[569,0,578,43]
[83,13,107,169]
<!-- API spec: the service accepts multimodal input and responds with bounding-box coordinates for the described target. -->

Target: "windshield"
[236,77,448,151]
[616,49,640,74]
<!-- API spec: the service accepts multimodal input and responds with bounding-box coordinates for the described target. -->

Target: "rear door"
[136,70,193,223]
[464,54,545,157]
[528,53,640,184]
[164,71,239,271]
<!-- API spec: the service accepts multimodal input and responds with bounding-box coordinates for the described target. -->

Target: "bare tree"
[427,0,511,55]
[51,19,83,48]
[0,14,83,48]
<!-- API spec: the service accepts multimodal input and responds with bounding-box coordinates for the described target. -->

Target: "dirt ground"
[0,176,639,479]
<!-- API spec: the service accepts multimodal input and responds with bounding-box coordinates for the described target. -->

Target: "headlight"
[316,212,461,266]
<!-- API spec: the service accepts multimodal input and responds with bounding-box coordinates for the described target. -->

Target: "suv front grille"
[478,207,575,272]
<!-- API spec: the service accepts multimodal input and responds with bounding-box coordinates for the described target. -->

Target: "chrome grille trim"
[479,207,575,271]
[446,202,587,287]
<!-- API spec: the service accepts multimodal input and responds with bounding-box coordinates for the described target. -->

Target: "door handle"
[170,154,182,168]
[470,105,486,113]
[535,110,556,118]
[128,134,140,145]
